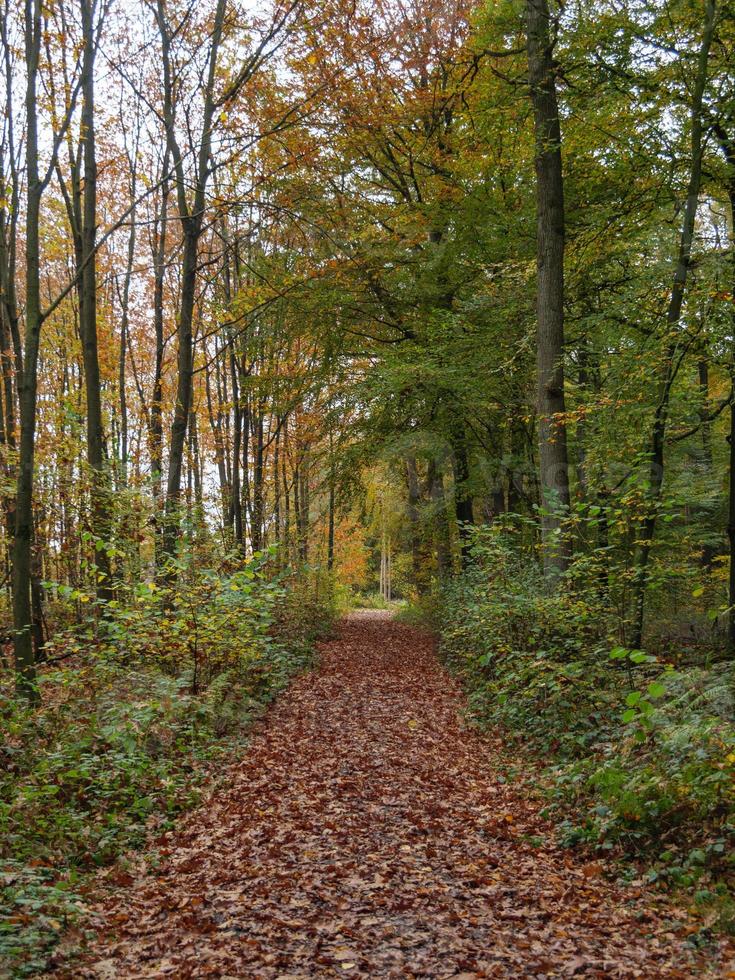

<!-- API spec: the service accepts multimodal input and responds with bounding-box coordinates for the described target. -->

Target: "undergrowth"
[0,552,336,977]
[424,525,735,930]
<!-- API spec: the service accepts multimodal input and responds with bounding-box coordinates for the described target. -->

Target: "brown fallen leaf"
[57,618,732,980]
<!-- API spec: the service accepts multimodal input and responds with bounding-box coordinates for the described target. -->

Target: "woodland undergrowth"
[421,525,735,933]
[0,553,337,977]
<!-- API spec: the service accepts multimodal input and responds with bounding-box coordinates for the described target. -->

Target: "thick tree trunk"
[526,0,571,580]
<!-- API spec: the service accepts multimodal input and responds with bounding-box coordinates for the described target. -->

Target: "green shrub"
[432,525,735,894]
[435,527,617,755]
[0,554,336,976]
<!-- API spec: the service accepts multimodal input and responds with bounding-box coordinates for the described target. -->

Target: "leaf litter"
[53,614,735,977]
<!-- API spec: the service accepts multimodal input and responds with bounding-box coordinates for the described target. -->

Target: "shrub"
[435,526,617,755]
[0,553,336,976]
[431,525,735,893]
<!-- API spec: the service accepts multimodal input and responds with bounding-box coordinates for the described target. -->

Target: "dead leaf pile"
[56,614,735,977]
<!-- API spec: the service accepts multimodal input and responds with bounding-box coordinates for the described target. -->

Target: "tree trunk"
[631,0,716,647]
[80,0,112,601]
[428,457,451,579]
[327,430,335,572]
[526,0,571,580]
[162,223,198,561]
[298,448,310,563]
[117,172,137,489]
[282,422,291,559]
[716,130,735,654]
[229,345,244,548]
[156,0,226,565]
[13,0,43,699]
[406,455,423,590]
[450,420,473,565]
[251,402,265,553]
[149,153,169,544]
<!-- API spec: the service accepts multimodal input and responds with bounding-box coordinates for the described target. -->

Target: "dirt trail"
[64,615,733,978]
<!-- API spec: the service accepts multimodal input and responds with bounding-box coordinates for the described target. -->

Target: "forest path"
[67,615,731,978]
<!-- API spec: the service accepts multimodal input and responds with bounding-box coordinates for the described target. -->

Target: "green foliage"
[555,667,735,863]
[350,591,393,610]
[0,555,337,976]
[432,526,735,898]
[44,547,287,693]
[0,862,80,977]
[434,526,617,755]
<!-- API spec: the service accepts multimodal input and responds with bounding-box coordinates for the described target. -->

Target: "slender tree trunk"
[251,403,265,553]
[205,352,230,534]
[13,0,43,698]
[696,360,716,568]
[576,342,591,500]
[428,457,450,579]
[298,447,310,562]
[630,0,716,647]
[274,422,282,555]
[728,316,735,653]
[327,426,335,572]
[79,0,112,601]
[0,148,17,565]
[157,0,226,565]
[118,189,136,489]
[189,409,203,513]
[715,131,735,654]
[150,154,169,541]
[406,455,423,590]
[241,391,252,543]
[282,422,291,558]
[526,0,571,580]
[0,14,23,391]
[450,420,473,565]
[163,223,198,559]
[698,361,713,471]
[229,345,243,548]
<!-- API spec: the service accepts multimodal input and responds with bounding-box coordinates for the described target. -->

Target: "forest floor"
[54,613,735,978]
